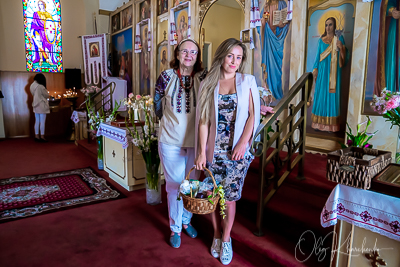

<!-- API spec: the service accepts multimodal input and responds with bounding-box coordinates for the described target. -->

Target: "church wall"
[201,4,244,58]
[346,1,398,157]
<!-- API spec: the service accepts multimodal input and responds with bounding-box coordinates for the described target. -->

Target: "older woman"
[195,38,260,265]
[154,38,206,248]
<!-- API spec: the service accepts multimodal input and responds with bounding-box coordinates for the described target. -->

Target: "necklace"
[177,68,194,90]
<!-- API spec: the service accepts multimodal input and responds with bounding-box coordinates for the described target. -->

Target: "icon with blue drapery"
[256,0,290,100]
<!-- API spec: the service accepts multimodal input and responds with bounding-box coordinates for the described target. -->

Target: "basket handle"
[185,166,218,198]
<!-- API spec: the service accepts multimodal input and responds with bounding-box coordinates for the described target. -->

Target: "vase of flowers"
[97,136,104,170]
[84,85,121,170]
[371,88,400,162]
[124,93,161,205]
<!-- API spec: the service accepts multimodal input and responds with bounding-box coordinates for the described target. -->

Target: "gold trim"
[365,250,387,267]
[361,3,375,114]
[378,0,389,90]
[311,122,340,132]
[311,114,340,125]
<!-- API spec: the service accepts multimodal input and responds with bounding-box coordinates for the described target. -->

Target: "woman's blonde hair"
[198,38,247,125]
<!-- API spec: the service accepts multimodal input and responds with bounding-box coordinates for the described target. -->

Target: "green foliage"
[87,100,121,136]
[396,153,400,164]
[340,116,377,148]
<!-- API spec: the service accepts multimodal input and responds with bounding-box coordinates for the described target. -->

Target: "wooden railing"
[79,82,116,114]
[79,82,116,142]
[251,72,313,236]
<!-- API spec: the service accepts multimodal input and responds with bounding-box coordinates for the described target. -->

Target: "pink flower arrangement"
[81,85,102,97]
[371,88,400,129]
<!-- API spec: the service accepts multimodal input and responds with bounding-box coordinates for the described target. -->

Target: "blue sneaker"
[169,232,181,248]
[183,224,198,238]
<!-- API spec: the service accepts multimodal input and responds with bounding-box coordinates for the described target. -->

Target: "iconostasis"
[107,0,399,149]
[110,3,133,96]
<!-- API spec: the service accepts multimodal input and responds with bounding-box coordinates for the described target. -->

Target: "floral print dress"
[206,93,254,201]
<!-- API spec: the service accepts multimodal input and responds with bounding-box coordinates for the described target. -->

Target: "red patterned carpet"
[0,167,120,221]
[0,137,336,267]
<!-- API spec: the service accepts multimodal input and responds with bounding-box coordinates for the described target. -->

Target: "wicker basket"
[180,167,220,215]
[327,147,392,190]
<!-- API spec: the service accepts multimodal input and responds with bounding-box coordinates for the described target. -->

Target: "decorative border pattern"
[0,168,120,221]
[321,185,400,242]
[97,123,129,149]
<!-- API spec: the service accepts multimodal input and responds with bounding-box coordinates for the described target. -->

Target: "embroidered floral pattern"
[177,85,183,113]
[154,71,171,118]
[185,89,191,113]
[360,211,372,222]
[322,208,330,221]
[390,221,400,233]
[337,203,345,213]
[206,94,254,201]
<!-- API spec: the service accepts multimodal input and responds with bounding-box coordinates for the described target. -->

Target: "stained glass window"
[23,0,62,72]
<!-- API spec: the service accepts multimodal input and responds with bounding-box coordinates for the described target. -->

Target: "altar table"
[321,184,400,267]
[97,123,163,191]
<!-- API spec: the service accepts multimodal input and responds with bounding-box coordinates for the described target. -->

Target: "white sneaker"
[210,237,221,258]
[220,238,233,265]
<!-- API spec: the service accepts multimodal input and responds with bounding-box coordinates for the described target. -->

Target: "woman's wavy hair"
[321,17,337,38]
[198,38,247,125]
[34,73,47,88]
[169,39,204,73]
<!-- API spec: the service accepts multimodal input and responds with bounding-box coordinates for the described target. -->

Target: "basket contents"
[179,177,216,198]
[178,167,226,217]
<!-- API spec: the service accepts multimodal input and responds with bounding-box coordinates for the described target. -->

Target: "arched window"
[23,0,62,72]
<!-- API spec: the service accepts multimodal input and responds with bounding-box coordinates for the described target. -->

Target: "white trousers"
[34,113,46,135]
[159,142,195,233]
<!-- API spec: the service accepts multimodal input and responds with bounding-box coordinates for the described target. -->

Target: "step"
[76,139,97,160]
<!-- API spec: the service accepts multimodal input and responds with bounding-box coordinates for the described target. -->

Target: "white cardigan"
[30,81,50,114]
[195,73,261,162]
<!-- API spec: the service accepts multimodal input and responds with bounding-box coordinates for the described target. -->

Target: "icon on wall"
[89,42,100,58]
[112,13,120,33]
[121,6,132,29]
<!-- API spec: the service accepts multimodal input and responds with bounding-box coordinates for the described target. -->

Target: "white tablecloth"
[70,111,86,123]
[96,123,130,149]
[321,184,400,242]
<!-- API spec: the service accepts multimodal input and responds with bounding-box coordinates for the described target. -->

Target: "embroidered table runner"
[97,123,130,149]
[71,111,87,123]
[321,184,400,242]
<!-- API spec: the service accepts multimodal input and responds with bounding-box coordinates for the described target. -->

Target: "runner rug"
[0,167,121,222]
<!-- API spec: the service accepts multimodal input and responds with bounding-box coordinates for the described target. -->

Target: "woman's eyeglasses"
[180,49,198,56]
